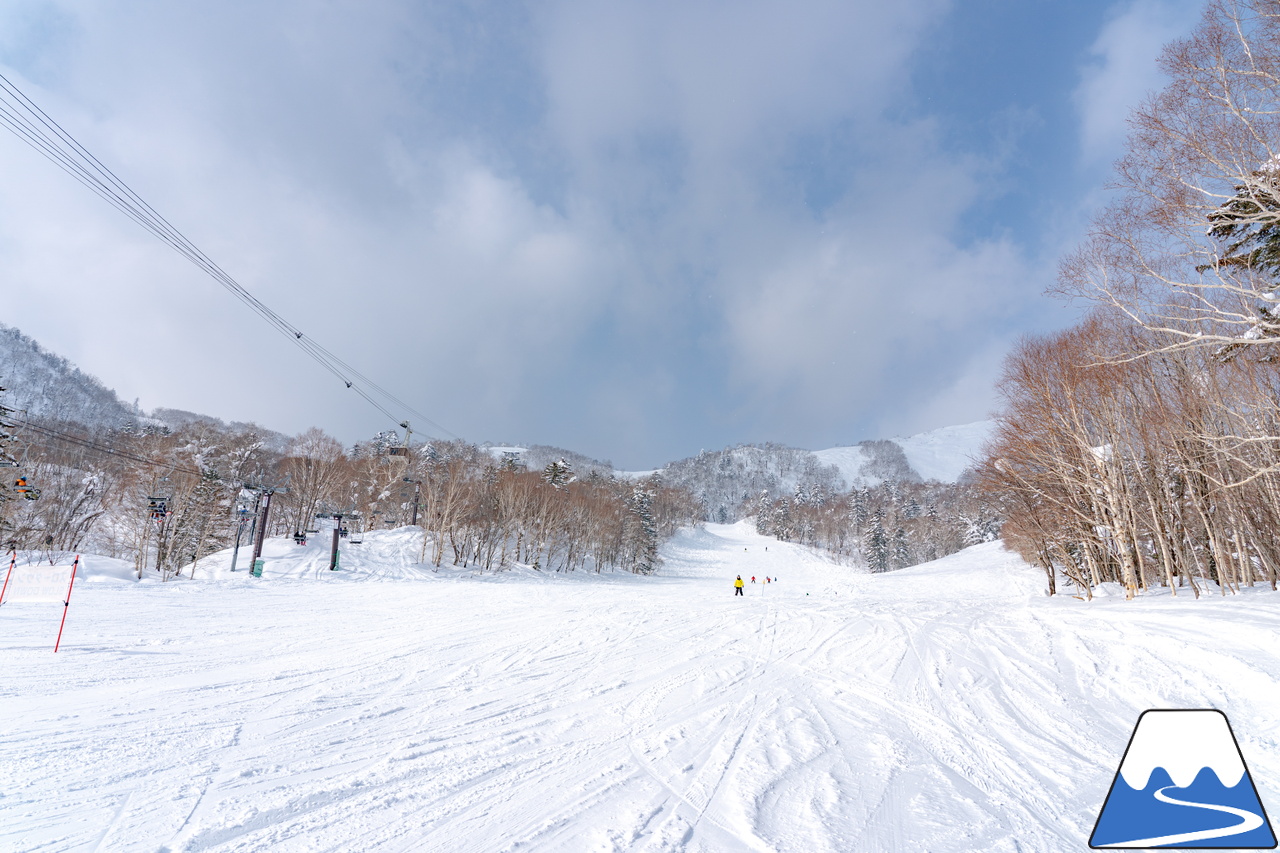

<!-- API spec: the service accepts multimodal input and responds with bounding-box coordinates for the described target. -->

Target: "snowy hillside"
[149,407,291,452]
[481,443,616,478]
[6,523,1279,851]
[659,444,844,522]
[815,420,994,486]
[0,324,285,443]
[0,323,139,428]
[891,420,993,482]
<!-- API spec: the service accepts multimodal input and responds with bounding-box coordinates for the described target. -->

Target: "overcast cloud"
[0,0,1206,467]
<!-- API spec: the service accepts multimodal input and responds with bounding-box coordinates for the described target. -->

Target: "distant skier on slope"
[734,576,744,596]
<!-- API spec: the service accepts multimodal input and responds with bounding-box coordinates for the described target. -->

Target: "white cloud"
[1074,0,1202,166]
[0,0,1098,466]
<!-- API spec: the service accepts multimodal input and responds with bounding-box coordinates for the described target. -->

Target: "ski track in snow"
[3,523,1280,852]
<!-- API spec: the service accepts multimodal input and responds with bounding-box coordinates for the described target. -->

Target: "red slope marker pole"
[53,555,79,653]
[0,550,15,606]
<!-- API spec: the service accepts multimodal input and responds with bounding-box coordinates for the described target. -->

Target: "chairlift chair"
[388,421,412,457]
[13,476,40,500]
[1,439,31,471]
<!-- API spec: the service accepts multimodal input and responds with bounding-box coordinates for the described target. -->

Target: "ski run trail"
[4,521,1279,853]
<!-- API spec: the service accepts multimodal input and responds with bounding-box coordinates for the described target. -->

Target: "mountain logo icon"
[1091,709,1276,849]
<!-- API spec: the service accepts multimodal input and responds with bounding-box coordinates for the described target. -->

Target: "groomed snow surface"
[4,522,1279,852]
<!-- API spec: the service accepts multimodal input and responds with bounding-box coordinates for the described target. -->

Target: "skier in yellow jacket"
[734,575,744,596]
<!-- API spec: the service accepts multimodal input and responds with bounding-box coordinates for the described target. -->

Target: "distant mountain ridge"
[1,322,991,500]
[655,423,992,523]
[482,443,615,479]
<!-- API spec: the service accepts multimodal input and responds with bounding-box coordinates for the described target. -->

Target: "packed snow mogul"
[734,575,744,596]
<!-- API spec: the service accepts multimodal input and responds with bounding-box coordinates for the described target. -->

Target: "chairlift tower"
[402,477,422,526]
[246,483,288,575]
[228,494,256,573]
[145,479,173,578]
[0,388,16,540]
[0,404,16,470]
[316,508,356,570]
[0,387,40,548]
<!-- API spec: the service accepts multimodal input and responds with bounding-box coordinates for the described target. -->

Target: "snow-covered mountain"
[0,324,289,447]
[815,420,994,487]
[0,321,992,497]
[0,322,140,428]
[481,443,616,478]
[657,423,993,522]
[893,420,994,481]
[657,443,845,523]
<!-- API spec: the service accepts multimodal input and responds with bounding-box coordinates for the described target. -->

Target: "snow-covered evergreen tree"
[893,527,910,570]
[754,491,772,535]
[771,498,793,541]
[863,511,889,573]
[625,483,659,574]
[850,488,870,534]
[542,458,574,490]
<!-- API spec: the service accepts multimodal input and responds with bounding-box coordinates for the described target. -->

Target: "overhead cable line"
[9,417,206,478]
[0,72,458,440]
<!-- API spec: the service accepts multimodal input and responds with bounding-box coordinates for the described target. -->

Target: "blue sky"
[0,0,1202,467]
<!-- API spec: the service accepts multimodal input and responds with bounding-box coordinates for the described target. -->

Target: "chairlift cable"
[0,96,316,350]
[0,73,459,441]
[7,417,205,477]
[0,91,405,420]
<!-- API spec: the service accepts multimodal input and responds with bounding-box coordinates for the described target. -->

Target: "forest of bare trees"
[980,0,1280,599]
[0,412,702,578]
[2,386,996,578]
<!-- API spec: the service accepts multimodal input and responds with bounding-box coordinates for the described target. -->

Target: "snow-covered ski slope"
[5,523,1279,852]
[814,420,994,485]
[889,420,993,482]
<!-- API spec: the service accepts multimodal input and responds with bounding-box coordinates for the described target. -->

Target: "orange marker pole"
[0,550,14,606]
[53,555,79,653]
